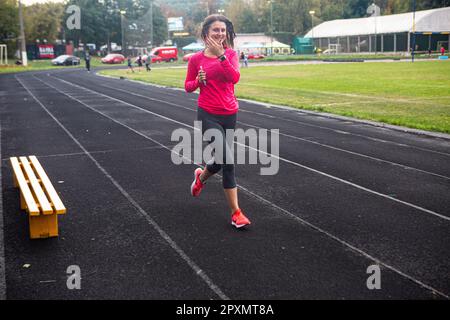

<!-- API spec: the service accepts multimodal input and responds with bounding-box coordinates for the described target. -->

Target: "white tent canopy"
[182,42,204,51]
[305,6,450,38]
[264,41,291,48]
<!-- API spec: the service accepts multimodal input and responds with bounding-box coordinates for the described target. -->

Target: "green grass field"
[0,57,106,74]
[99,60,450,134]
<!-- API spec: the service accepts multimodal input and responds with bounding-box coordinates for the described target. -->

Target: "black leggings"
[197,107,237,189]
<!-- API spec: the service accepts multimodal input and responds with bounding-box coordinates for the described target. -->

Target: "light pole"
[309,10,315,39]
[367,3,380,54]
[412,0,416,62]
[205,0,210,16]
[18,0,28,66]
[309,10,315,53]
[120,10,126,56]
[268,0,273,56]
[149,1,153,51]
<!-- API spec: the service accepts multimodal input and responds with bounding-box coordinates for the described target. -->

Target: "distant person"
[145,55,151,71]
[84,51,91,72]
[137,54,143,71]
[127,56,134,73]
[240,51,248,68]
[441,46,446,56]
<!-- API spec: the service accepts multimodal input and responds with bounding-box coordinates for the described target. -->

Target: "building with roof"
[235,33,272,49]
[304,6,450,54]
[235,33,292,55]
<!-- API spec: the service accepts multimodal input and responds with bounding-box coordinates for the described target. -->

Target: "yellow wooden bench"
[10,156,66,239]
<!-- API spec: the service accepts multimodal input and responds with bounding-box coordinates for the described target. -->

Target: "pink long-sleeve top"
[185,48,240,115]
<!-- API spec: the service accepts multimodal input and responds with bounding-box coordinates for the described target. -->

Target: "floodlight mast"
[120,10,126,56]
[309,11,315,39]
[150,1,153,50]
[412,0,417,63]
[268,0,273,55]
[367,3,380,55]
[18,0,28,66]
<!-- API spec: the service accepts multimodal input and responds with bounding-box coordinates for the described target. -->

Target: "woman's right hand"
[198,66,206,83]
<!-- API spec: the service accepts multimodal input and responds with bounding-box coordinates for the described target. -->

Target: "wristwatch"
[218,54,226,62]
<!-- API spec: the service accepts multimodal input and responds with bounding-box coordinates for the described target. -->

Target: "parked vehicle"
[248,54,265,60]
[51,55,80,66]
[135,54,163,64]
[182,52,195,62]
[101,53,126,64]
[148,47,178,62]
[148,55,163,63]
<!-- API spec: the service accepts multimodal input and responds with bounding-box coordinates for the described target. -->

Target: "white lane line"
[47,75,450,222]
[36,75,450,299]
[0,120,7,300]
[93,80,450,180]
[239,121,450,181]
[96,75,450,157]
[236,184,450,299]
[1,145,175,162]
[16,75,229,301]
[239,106,450,157]
[95,81,196,112]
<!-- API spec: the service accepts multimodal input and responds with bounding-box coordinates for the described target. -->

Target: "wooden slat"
[29,156,66,215]
[10,157,40,216]
[19,156,53,215]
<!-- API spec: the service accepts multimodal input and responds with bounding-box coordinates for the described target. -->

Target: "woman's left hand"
[206,37,225,57]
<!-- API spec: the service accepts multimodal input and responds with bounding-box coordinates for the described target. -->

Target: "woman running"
[185,14,251,229]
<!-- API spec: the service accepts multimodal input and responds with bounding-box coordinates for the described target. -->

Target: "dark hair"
[201,14,236,49]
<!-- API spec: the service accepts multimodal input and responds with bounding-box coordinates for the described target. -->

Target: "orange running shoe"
[191,168,204,197]
[231,209,251,228]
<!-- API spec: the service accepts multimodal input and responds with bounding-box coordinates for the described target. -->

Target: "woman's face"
[207,21,227,45]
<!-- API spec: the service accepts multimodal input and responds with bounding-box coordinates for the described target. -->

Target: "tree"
[24,2,65,43]
[343,0,372,18]
[416,0,450,11]
[238,8,261,33]
[224,0,247,32]
[0,0,19,56]
[63,0,168,51]
[152,4,168,46]
[64,0,107,48]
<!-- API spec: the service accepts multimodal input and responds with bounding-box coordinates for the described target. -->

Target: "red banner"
[38,45,55,59]
[66,44,74,55]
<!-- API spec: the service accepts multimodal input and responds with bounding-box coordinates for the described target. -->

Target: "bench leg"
[13,174,19,188]
[20,192,27,210]
[29,214,59,239]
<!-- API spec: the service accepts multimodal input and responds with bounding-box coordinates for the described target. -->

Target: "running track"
[0,67,449,300]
